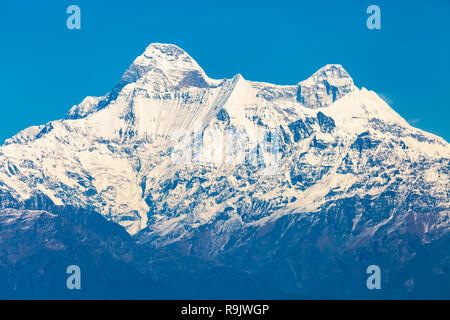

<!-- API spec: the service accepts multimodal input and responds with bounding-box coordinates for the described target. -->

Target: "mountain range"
[0,43,448,299]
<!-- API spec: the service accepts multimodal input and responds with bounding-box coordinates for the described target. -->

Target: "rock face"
[297,64,355,109]
[0,43,449,299]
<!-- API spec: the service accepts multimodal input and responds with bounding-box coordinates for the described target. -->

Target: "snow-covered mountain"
[1,43,449,298]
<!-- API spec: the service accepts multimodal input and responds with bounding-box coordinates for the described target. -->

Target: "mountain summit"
[0,43,449,298]
[121,43,219,90]
[297,64,355,109]
[66,44,360,119]
[66,43,219,119]
[2,42,448,233]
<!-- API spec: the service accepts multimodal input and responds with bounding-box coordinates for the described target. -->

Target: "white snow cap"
[297,64,355,109]
[120,43,218,90]
[300,64,354,87]
[139,43,205,74]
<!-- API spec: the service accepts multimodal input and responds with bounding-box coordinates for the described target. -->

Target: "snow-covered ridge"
[0,43,449,238]
[65,45,357,120]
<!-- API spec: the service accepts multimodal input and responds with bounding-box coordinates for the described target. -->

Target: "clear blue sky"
[2,0,449,142]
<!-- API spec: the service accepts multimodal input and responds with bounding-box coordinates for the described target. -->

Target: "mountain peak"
[143,43,188,57]
[297,64,355,109]
[118,43,213,92]
[300,64,353,87]
[140,43,196,68]
[317,63,348,73]
[65,43,221,120]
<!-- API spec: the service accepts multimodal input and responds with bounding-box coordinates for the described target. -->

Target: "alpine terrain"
[0,43,449,299]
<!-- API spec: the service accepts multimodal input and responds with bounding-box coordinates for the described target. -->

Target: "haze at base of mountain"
[1,195,448,299]
[0,202,285,299]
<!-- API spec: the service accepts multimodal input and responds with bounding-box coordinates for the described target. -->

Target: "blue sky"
[2,0,449,142]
